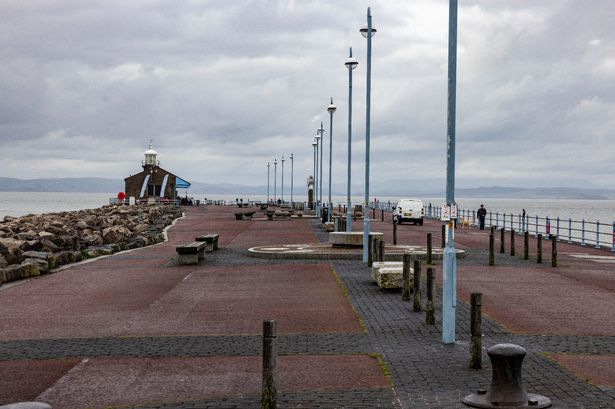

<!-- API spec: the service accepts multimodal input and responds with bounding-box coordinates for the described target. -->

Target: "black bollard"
[510,229,515,256]
[372,206,376,219]
[489,234,495,266]
[427,233,433,265]
[367,235,374,267]
[490,225,495,235]
[537,234,542,264]
[402,253,411,301]
[441,224,446,248]
[524,231,529,260]
[381,208,384,222]
[261,320,278,409]
[463,344,551,408]
[425,268,435,325]
[499,227,505,254]
[413,260,422,312]
[378,239,385,262]
[551,235,557,267]
[470,293,482,369]
[393,221,398,245]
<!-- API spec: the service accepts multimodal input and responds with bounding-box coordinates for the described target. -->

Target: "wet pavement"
[0,205,614,408]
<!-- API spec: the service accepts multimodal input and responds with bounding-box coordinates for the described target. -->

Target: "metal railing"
[426,206,615,252]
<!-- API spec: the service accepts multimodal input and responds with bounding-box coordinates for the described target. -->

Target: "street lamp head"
[359,25,377,38]
[345,56,358,70]
[281,155,285,162]
[312,139,317,147]
[274,158,278,165]
[327,97,337,113]
[290,153,294,159]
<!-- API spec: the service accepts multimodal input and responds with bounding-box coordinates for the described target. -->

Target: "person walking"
[477,204,487,230]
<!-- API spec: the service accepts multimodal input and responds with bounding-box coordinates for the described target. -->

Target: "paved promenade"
[0,205,614,408]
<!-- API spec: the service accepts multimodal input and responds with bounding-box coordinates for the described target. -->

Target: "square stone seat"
[195,234,219,252]
[176,241,206,265]
[329,231,384,247]
[373,266,410,289]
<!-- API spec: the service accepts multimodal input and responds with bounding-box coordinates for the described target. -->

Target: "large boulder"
[102,226,131,244]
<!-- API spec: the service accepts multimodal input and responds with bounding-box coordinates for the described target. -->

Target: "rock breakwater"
[0,204,182,285]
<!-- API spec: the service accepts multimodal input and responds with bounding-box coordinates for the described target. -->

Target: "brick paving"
[0,206,614,408]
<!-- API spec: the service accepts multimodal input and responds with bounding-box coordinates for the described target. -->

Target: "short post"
[393,221,398,245]
[568,218,573,244]
[469,293,482,369]
[595,220,601,249]
[402,252,411,301]
[378,239,385,262]
[489,234,495,266]
[490,225,495,235]
[372,206,376,219]
[510,229,515,256]
[499,227,505,254]
[261,320,277,409]
[381,208,384,222]
[427,233,433,265]
[413,260,422,312]
[524,231,529,260]
[425,267,435,325]
[537,234,543,264]
[367,235,374,267]
[441,224,446,248]
[551,235,557,267]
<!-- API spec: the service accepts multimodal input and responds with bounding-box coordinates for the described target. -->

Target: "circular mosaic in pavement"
[248,243,465,260]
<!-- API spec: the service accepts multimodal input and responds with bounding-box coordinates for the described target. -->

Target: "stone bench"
[195,234,219,252]
[176,241,206,265]
[370,262,410,289]
[234,211,255,220]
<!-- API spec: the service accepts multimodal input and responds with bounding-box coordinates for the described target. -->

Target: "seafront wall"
[0,204,182,285]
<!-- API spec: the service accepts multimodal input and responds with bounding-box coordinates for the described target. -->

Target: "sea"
[1,191,614,225]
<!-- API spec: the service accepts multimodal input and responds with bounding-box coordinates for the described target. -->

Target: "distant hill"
[1,177,614,199]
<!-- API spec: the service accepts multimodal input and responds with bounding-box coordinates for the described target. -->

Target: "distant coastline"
[0,177,614,200]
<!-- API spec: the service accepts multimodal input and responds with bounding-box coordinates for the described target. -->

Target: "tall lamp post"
[273,158,278,204]
[345,48,358,232]
[317,122,325,219]
[327,98,336,222]
[315,129,322,214]
[361,7,376,263]
[442,0,458,344]
[267,162,270,204]
[281,155,285,204]
[312,139,317,211]
[290,153,294,209]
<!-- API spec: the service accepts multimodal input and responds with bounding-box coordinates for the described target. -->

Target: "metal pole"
[312,141,317,211]
[442,0,458,344]
[290,153,294,208]
[328,99,336,223]
[273,159,277,204]
[315,135,319,213]
[267,162,270,204]
[362,6,374,263]
[318,122,324,219]
[281,156,285,204]
[345,47,356,232]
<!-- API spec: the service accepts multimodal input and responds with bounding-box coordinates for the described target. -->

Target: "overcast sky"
[1,0,614,192]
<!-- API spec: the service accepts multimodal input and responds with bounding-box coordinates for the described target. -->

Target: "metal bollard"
[427,233,433,265]
[425,268,435,325]
[368,236,375,267]
[381,208,384,222]
[489,234,494,266]
[393,221,397,245]
[537,234,542,264]
[413,260,422,312]
[442,224,446,248]
[551,235,557,267]
[470,293,482,369]
[524,231,529,260]
[499,227,505,254]
[463,344,551,408]
[378,239,385,262]
[402,253,411,301]
[261,320,278,409]
[510,229,515,256]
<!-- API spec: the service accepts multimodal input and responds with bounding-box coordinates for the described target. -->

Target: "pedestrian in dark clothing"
[477,204,487,230]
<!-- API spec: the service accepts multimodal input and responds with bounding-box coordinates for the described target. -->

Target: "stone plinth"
[329,232,383,248]
[373,267,408,289]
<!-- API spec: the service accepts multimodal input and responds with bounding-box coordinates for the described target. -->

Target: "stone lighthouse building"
[124,141,190,202]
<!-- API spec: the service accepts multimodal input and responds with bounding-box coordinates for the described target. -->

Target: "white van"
[393,198,424,225]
